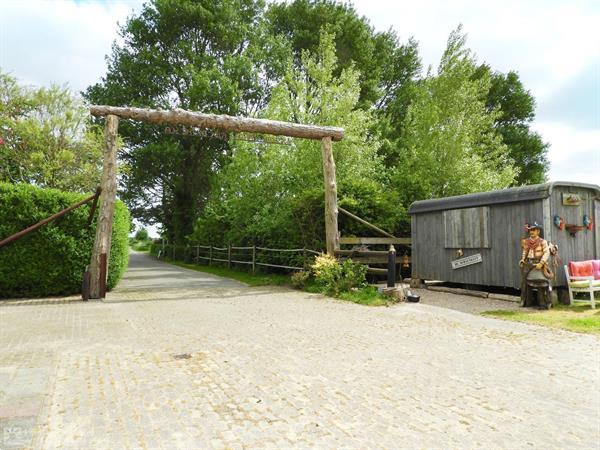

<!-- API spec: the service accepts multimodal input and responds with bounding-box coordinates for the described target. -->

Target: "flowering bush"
[290,270,310,289]
[311,253,367,295]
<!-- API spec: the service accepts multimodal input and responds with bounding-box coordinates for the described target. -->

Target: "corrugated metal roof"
[409,181,600,214]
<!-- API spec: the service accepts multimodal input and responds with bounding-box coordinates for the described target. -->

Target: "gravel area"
[414,287,523,315]
[1,252,597,449]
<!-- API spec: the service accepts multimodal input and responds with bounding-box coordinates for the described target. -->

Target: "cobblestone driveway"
[1,252,598,449]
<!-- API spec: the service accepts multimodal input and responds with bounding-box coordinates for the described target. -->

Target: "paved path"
[1,252,598,449]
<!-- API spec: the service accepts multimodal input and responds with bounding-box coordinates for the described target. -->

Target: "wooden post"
[228,244,232,269]
[209,245,213,265]
[82,266,91,301]
[99,253,108,297]
[252,245,256,274]
[196,245,199,263]
[321,136,339,255]
[387,245,396,288]
[89,115,119,299]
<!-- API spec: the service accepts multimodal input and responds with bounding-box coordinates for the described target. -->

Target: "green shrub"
[311,253,367,296]
[290,270,310,289]
[0,182,130,298]
[134,228,149,241]
[107,201,130,289]
[130,240,151,252]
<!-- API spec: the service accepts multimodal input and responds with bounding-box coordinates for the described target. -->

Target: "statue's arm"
[541,240,550,264]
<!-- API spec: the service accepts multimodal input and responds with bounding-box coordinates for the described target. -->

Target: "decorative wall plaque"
[562,193,582,206]
[451,253,482,269]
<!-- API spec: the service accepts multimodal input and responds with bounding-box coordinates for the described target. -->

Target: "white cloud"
[0,0,144,93]
[352,0,600,100]
[533,121,600,184]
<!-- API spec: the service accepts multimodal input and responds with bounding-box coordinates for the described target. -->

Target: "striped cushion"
[569,280,600,288]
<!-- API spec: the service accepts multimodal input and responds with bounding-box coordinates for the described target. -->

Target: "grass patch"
[168,260,291,287]
[482,305,600,335]
[338,286,389,306]
[162,259,388,305]
[130,241,151,252]
[292,279,389,306]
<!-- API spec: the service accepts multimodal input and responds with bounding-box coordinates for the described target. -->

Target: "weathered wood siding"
[443,207,490,248]
[547,186,598,285]
[412,200,544,289]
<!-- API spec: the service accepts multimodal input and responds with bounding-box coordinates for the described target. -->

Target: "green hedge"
[0,183,130,298]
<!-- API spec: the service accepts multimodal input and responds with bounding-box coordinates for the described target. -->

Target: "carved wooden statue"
[519,222,552,309]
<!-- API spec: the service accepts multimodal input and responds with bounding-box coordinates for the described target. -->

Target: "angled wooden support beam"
[0,190,101,249]
[90,105,345,141]
[338,206,396,239]
[89,114,119,299]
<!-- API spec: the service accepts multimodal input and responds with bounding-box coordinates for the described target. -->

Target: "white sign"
[451,253,482,269]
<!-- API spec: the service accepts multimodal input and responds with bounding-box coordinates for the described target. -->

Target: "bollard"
[387,245,396,288]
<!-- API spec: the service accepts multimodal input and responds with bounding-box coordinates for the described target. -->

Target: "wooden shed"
[409,182,600,290]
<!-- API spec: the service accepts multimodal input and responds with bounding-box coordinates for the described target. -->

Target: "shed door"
[444,207,490,248]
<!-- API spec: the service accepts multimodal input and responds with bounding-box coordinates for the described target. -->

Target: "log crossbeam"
[90,105,344,142]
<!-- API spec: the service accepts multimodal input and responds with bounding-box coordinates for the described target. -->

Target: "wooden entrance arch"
[88,105,344,298]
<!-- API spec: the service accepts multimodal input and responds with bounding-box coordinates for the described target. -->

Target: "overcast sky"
[1,0,598,186]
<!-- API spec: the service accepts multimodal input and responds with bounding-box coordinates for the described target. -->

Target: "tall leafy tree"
[475,66,549,185]
[266,0,421,109]
[0,71,102,192]
[192,32,398,248]
[266,0,422,184]
[394,28,517,209]
[85,0,287,243]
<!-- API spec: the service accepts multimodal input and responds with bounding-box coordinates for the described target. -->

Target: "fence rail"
[153,241,407,283]
[154,243,321,272]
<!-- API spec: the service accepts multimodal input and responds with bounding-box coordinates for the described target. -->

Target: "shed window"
[444,207,490,248]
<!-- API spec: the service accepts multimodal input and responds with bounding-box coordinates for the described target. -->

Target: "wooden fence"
[154,237,412,278]
[155,244,321,272]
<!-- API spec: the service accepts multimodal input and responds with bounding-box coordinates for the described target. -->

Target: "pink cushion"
[593,260,600,280]
[569,260,593,277]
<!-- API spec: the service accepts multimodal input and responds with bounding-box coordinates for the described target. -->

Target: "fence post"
[228,244,231,269]
[252,245,256,274]
[209,245,213,266]
[303,247,307,269]
[387,245,396,288]
[196,245,199,264]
